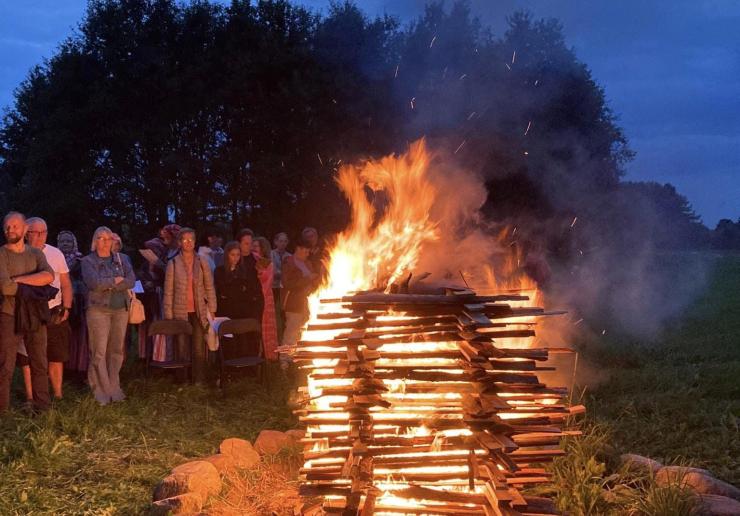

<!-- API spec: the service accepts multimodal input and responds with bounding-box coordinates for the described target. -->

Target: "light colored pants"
[86,307,128,405]
[281,311,309,354]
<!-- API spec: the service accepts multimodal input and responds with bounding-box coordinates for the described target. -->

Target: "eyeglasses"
[96,236,112,241]
[181,238,195,243]
[27,231,48,235]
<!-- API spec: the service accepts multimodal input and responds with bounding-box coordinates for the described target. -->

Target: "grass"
[582,254,740,486]
[0,365,295,515]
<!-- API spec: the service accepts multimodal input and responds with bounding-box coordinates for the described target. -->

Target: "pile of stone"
[621,454,740,516]
[151,429,304,515]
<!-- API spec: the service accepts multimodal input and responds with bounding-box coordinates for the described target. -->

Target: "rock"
[219,438,261,468]
[620,453,663,473]
[202,453,237,473]
[656,467,740,500]
[286,429,306,442]
[153,460,222,502]
[254,429,292,455]
[150,492,203,515]
[697,494,740,516]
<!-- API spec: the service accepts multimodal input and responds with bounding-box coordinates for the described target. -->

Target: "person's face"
[251,240,261,257]
[96,232,113,254]
[239,235,252,256]
[274,234,288,251]
[112,237,122,253]
[226,248,241,267]
[58,234,75,254]
[302,229,318,247]
[4,216,27,245]
[26,221,48,249]
[179,232,196,253]
[208,235,223,249]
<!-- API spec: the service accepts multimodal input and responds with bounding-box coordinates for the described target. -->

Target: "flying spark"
[505,63,511,71]
[512,50,516,64]
[317,153,323,165]
[467,111,476,120]
[459,74,467,80]
[454,140,466,154]
[394,64,399,78]
[410,97,416,109]
[429,35,437,48]
[570,216,578,227]
[524,121,532,135]
[573,318,583,326]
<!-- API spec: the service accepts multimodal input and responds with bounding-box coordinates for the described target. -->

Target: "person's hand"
[114,276,124,284]
[59,309,70,322]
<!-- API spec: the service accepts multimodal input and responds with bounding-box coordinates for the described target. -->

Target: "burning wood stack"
[294,288,583,516]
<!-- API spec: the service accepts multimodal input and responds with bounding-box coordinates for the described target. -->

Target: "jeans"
[0,313,50,412]
[86,306,128,405]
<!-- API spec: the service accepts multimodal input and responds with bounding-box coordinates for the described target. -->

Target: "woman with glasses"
[163,228,217,383]
[81,226,135,405]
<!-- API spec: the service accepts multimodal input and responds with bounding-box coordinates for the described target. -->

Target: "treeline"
[0,0,730,253]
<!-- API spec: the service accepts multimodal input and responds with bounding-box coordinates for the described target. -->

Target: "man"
[301,226,326,279]
[0,212,54,413]
[207,229,224,269]
[25,217,73,400]
[271,233,290,339]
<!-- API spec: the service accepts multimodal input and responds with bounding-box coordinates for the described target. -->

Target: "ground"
[0,253,737,515]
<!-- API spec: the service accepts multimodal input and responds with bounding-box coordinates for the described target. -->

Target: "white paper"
[132,280,144,294]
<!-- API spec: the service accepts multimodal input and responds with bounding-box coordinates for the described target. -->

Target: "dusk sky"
[1,1,737,226]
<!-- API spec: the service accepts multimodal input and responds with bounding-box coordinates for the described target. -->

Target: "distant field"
[583,253,740,485]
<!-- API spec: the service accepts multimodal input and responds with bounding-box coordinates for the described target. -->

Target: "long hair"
[253,236,271,258]
[90,226,113,252]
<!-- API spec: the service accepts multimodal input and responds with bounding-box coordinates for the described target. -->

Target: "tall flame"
[317,139,439,299]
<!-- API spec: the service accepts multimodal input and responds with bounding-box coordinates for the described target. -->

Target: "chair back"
[218,318,261,337]
[148,319,193,337]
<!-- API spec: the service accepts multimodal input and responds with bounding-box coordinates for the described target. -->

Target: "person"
[163,228,217,383]
[214,241,263,357]
[58,230,89,380]
[139,224,180,362]
[81,226,135,405]
[271,232,290,339]
[111,233,123,254]
[280,238,320,366]
[251,237,278,360]
[198,228,224,271]
[0,212,55,413]
[301,226,326,279]
[24,218,73,400]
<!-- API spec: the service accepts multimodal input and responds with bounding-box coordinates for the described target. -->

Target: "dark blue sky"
[1,1,737,226]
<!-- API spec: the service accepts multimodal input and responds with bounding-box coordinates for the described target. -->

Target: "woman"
[214,241,263,358]
[81,226,135,405]
[163,228,217,383]
[251,237,278,360]
[58,230,89,380]
[281,238,320,366]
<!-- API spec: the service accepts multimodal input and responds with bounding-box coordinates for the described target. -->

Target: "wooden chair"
[146,319,194,383]
[216,318,264,387]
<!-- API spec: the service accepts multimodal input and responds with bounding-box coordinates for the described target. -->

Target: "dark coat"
[15,284,58,333]
[214,262,264,321]
[281,256,319,314]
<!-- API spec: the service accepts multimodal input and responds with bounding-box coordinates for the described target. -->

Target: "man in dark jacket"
[0,212,54,413]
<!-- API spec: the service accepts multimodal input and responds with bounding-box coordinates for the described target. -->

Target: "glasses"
[27,231,48,235]
[96,236,112,241]
[181,238,195,243]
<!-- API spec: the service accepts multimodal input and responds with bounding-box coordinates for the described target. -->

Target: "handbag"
[116,252,146,324]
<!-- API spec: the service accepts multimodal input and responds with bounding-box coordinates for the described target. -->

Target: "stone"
[620,453,663,474]
[164,460,221,500]
[150,492,203,515]
[202,453,237,473]
[218,438,261,468]
[254,429,292,455]
[656,467,740,500]
[285,429,306,442]
[697,494,740,516]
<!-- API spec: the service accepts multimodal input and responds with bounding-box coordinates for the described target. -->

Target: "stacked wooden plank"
[295,289,582,516]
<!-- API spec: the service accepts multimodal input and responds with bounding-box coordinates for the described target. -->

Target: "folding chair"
[217,318,264,387]
[146,319,194,383]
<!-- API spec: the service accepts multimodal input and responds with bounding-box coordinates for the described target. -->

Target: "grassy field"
[583,254,740,486]
[0,368,295,515]
[0,254,736,515]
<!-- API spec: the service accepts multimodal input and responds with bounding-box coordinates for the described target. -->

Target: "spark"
[511,50,516,64]
[570,216,578,227]
[534,79,539,86]
[579,249,583,255]
[442,66,448,79]
[524,151,529,155]
[429,35,437,48]
[601,329,607,335]
[467,111,476,120]
[574,318,583,326]
[410,97,416,110]
[512,227,517,235]
[524,121,532,136]
[459,74,467,80]
[505,63,511,71]
[394,64,399,78]
[454,140,466,154]
[317,153,323,165]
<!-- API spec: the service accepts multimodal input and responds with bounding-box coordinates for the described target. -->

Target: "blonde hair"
[90,226,113,252]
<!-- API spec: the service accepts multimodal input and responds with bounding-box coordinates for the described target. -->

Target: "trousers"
[86,306,128,404]
[0,313,50,411]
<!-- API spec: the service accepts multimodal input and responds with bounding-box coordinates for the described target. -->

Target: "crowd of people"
[0,211,324,413]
